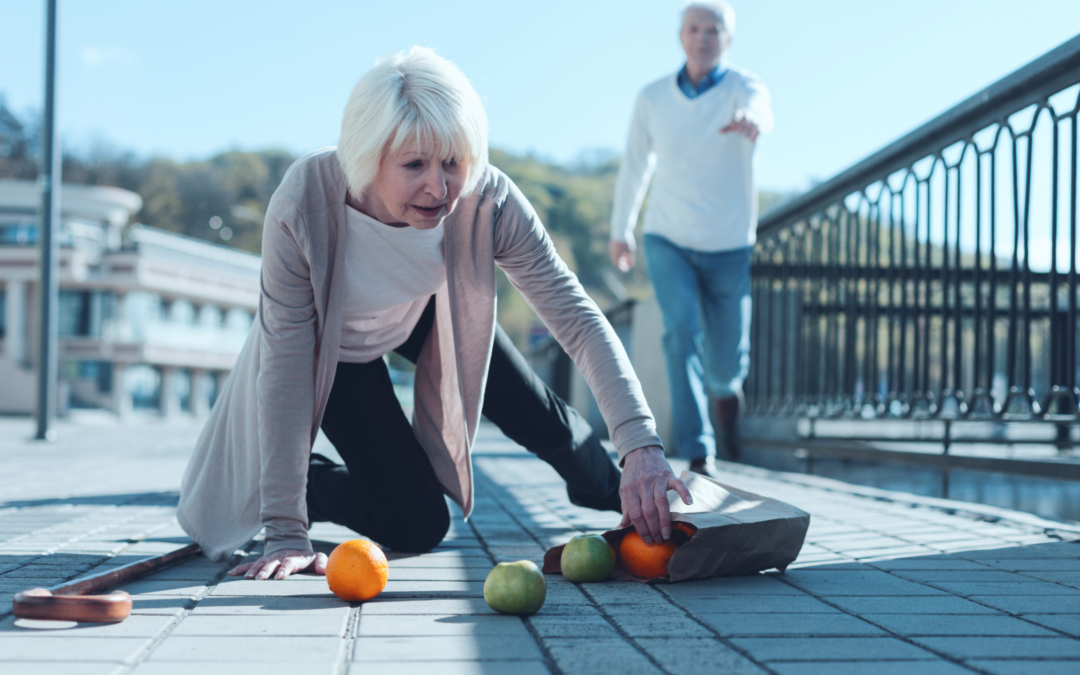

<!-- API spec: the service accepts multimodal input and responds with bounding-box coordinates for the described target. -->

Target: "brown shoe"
[716,394,742,462]
[689,457,718,478]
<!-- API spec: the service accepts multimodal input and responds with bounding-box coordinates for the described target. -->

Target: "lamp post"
[35,0,60,440]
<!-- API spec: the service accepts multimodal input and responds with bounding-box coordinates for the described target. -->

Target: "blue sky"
[2,0,1079,193]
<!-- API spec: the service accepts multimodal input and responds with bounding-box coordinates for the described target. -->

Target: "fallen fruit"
[326,539,388,602]
[619,523,696,580]
[561,534,616,582]
[484,560,546,615]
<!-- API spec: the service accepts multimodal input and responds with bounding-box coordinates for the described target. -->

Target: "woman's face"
[359,139,466,230]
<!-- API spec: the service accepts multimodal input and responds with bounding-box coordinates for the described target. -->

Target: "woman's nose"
[425,168,448,199]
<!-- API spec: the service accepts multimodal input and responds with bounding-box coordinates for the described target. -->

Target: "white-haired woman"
[177,47,690,580]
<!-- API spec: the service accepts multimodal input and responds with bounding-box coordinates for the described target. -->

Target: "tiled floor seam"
[575,584,696,675]
[469,480,568,675]
[107,540,258,673]
[333,605,361,674]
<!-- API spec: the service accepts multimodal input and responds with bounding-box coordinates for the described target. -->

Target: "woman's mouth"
[412,204,444,218]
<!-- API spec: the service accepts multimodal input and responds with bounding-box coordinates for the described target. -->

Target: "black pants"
[306,298,622,552]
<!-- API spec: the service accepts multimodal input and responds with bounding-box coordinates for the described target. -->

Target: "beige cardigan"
[177,148,661,561]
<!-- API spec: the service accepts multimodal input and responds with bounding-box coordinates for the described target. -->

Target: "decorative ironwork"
[748,36,1080,447]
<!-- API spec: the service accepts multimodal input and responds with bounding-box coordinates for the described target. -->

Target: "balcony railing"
[747,36,1080,449]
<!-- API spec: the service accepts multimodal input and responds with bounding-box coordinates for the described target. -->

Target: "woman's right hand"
[228,549,328,580]
[610,240,636,272]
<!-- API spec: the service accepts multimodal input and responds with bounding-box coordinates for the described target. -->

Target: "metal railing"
[747,36,1080,450]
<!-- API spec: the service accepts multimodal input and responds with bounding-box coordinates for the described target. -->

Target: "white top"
[610,66,773,253]
[338,205,446,363]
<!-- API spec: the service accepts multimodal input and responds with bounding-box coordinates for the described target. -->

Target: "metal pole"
[35,0,60,441]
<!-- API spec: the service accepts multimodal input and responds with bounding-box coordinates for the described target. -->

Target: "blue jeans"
[643,234,752,461]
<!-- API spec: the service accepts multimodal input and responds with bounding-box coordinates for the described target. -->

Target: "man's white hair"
[680,0,735,37]
[338,46,489,200]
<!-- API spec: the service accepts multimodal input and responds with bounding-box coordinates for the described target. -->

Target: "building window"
[58,291,91,337]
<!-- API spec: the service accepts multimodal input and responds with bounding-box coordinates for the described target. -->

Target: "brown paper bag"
[543,472,810,582]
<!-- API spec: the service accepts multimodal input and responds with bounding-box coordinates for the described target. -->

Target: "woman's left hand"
[228,550,328,580]
[618,446,693,546]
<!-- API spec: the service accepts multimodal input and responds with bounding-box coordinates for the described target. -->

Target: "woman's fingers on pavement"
[312,552,329,575]
[254,558,281,580]
[228,562,254,576]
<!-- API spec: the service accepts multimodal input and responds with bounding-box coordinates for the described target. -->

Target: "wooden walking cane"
[13,543,202,623]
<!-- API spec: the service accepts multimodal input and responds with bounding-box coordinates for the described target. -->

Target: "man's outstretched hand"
[619,446,693,545]
[228,549,328,580]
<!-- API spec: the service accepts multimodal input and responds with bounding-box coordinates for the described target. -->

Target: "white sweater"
[610,66,773,253]
[338,205,446,363]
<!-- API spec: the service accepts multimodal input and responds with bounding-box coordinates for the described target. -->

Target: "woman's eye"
[444,159,459,169]
[405,161,423,169]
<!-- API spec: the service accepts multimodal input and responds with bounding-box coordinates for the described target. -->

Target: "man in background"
[609,0,772,475]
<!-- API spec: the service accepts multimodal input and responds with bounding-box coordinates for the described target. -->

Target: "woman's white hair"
[680,0,735,37]
[338,46,489,199]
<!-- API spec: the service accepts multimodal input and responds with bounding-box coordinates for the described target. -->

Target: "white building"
[0,179,259,418]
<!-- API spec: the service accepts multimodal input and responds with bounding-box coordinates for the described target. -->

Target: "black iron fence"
[748,36,1080,448]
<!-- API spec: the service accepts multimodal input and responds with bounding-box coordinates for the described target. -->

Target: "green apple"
[560,534,616,583]
[484,560,546,615]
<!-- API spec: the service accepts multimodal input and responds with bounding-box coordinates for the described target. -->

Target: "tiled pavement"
[1,417,1080,674]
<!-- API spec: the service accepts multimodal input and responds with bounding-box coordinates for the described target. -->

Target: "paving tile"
[189,596,348,614]
[892,570,1029,583]
[348,662,551,675]
[352,635,542,661]
[661,575,808,597]
[544,637,662,674]
[359,597,494,615]
[357,614,531,637]
[149,636,341,662]
[581,582,670,604]
[769,661,972,675]
[731,637,936,661]
[1022,614,1080,637]
[1021,571,1080,588]
[927,581,1080,596]
[132,662,330,675]
[672,594,840,614]
[781,570,945,596]
[208,578,334,597]
[954,544,1080,560]
[605,606,713,637]
[0,614,175,638]
[982,559,1080,572]
[0,664,117,675]
[117,580,209,596]
[380,580,487,597]
[912,637,1080,659]
[634,637,766,674]
[870,558,994,571]
[386,565,488,583]
[0,635,151,661]
[700,612,884,637]
[971,595,1080,614]
[967,659,1080,675]
[528,614,619,638]
[169,613,347,636]
[862,613,1058,636]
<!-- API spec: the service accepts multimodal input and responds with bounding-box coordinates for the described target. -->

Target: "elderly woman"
[178,47,690,581]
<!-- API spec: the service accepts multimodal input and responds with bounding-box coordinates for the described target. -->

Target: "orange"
[618,522,697,579]
[326,539,388,602]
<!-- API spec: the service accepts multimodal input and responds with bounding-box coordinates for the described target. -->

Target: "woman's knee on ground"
[377,497,451,553]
